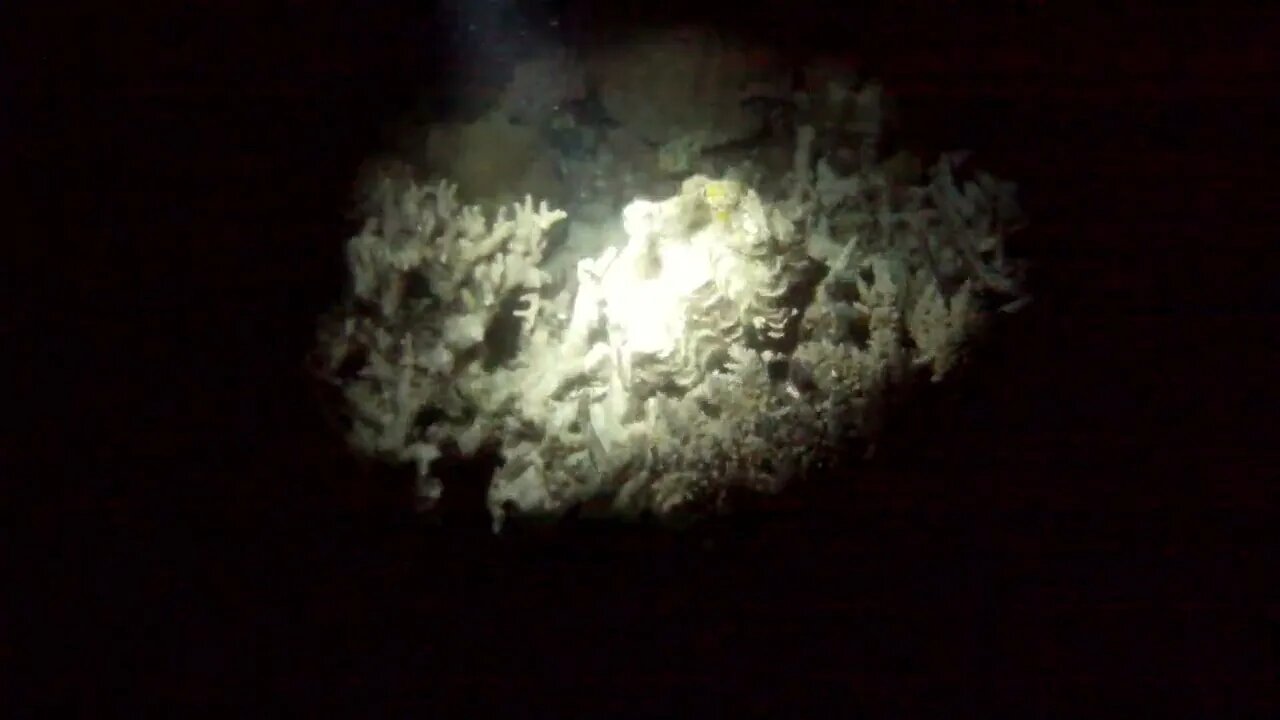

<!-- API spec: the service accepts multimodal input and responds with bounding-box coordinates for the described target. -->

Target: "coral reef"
[314,38,1028,529]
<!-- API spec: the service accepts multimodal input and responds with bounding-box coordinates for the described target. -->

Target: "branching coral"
[317,178,567,504]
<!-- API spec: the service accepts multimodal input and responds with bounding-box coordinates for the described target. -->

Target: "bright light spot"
[599,202,715,358]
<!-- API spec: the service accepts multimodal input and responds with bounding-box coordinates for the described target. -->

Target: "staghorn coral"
[317,178,567,503]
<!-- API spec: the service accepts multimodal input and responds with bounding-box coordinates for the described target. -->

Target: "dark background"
[9,1,1276,714]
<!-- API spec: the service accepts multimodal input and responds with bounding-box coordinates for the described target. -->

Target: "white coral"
[319,98,1028,529]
